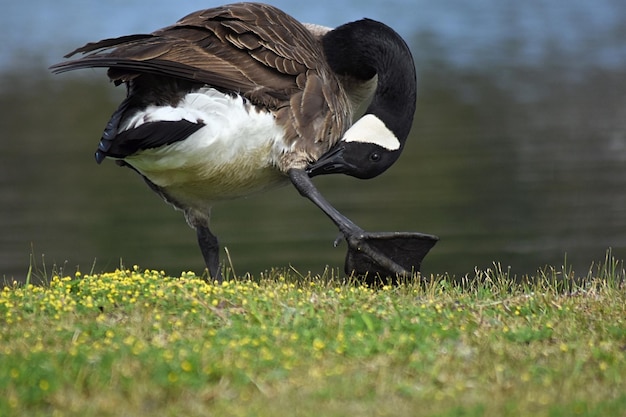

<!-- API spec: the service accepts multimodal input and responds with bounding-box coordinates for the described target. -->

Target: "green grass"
[1,254,625,417]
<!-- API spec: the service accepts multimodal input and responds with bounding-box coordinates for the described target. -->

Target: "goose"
[50,2,438,280]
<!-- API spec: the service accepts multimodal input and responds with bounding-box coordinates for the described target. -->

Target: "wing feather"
[49,2,352,166]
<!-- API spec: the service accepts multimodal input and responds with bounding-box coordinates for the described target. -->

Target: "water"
[2,0,625,70]
[1,1,626,282]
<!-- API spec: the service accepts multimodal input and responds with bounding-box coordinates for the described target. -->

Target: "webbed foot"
[343,231,438,284]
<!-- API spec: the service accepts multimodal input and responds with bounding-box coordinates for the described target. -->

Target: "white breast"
[123,88,290,210]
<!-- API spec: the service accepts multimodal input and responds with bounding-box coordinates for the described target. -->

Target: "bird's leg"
[288,168,411,276]
[185,210,221,281]
[289,169,361,236]
[196,225,221,280]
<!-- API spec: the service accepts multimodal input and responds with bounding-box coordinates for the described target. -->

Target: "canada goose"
[50,2,438,280]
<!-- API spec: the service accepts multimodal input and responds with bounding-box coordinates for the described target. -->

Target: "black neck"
[322,19,417,143]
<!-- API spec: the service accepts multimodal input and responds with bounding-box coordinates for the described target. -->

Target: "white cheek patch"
[342,114,401,151]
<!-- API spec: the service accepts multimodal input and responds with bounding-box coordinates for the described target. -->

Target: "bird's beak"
[306,143,355,177]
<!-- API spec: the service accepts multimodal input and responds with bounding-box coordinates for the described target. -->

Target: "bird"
[49,2,437,280]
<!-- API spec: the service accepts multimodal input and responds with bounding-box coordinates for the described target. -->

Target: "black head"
[307,141,400,179]
[310,19,417,180]
[307,114,402,179]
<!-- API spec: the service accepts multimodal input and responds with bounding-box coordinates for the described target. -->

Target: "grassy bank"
[1,257,625,417]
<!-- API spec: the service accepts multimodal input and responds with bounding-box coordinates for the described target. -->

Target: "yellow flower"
[39,379,49,391]
[313,339,325,351]
[181,360,193,372]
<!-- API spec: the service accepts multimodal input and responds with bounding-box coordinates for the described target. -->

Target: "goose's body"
[118,87,288,210]
[51,2,437,279]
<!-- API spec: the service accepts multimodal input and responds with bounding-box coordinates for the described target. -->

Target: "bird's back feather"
[50,3,352,167]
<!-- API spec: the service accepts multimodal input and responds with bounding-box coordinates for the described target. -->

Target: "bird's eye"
[369,152,381,162]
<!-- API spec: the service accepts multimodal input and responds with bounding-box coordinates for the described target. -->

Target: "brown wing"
[49,3,351,166]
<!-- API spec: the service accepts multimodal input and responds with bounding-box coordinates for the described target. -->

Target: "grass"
[1,253,625,417]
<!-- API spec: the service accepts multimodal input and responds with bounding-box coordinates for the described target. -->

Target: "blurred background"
[1,0,625,282]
